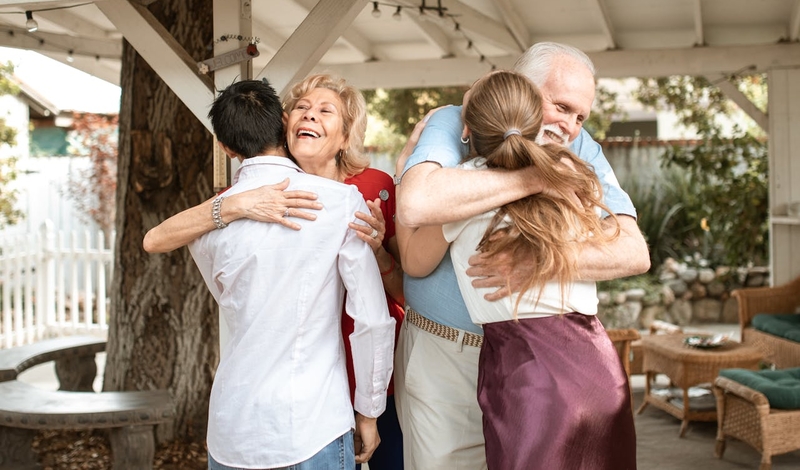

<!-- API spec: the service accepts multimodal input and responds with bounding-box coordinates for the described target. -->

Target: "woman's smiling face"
[284,87,347,167]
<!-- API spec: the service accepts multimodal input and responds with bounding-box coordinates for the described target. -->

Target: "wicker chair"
[732,275,800,368]
[607,328,641,412]
[630,320,683,376]
[713,375,800,470]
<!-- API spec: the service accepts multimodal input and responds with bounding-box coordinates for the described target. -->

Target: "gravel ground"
[33,430,207,470]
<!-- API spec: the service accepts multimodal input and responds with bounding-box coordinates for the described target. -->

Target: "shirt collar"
[233,155,306,184]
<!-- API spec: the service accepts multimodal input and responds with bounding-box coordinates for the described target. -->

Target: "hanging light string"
[371,1,498,71]
[5,1,497,70]
[1,2,103,61]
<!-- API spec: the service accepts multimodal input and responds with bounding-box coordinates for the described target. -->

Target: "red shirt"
[342,168,405,399]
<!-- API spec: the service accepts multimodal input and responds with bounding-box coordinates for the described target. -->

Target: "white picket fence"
[0,220,114,348]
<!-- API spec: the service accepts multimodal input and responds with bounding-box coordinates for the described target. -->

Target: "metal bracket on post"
[212,136,230,192]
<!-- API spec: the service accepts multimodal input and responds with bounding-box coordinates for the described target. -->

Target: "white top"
[442,158,598,325]
[189,156,395,469]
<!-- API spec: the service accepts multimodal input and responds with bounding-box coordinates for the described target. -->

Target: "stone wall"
[597,260,770,329]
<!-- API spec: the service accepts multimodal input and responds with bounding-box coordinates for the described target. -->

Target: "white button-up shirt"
[189,156,395,469]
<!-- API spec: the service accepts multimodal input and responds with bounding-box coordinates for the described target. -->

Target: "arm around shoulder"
[576,215,650,281]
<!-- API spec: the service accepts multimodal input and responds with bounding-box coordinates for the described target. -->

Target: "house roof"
[11,73,60,118]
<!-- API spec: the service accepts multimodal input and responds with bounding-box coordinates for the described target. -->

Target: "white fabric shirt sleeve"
[340,195,396,418]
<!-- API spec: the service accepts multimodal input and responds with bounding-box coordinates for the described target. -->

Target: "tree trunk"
[103,0,218,442]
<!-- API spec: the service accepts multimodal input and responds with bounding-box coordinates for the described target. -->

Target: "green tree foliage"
[0,61,22,228]
[635,75,769,267]
[363,86,468,137]
[584,84,624,140]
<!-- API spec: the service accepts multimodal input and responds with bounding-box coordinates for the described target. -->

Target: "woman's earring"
[460,136,470,145]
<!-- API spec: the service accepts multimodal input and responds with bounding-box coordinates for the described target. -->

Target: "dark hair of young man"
[208,79,285,159]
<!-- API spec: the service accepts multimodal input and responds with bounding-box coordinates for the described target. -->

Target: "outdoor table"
[636,333,763,437]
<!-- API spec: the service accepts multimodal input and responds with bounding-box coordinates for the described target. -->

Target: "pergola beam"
[789,0,800,42]
[706,73,769,132]
[0,26,121,58]
[255,0,367,97]
[692,0,705,46]
[587,0,616,50]
[437,0,522,54]
[319,43,800,90]
[493,0,529,50]
[96,0,214,131]
[293,0,374,61]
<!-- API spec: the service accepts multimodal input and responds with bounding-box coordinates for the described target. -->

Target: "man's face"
[535,57,595,146]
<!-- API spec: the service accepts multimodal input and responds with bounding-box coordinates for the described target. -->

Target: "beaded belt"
[405,307,483,348]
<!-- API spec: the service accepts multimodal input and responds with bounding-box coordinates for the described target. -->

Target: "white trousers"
[394,320,486,470]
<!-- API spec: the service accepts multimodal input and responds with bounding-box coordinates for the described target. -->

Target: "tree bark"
[104,0,218,442]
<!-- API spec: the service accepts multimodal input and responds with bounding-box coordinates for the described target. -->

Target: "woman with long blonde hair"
[399,70,637,469]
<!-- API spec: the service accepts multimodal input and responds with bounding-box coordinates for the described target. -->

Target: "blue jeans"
[208,430,355,470]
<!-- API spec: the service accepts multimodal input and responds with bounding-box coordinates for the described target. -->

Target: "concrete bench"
[0,380,174,469]
[0,335,106,390]
[0,337,174,469]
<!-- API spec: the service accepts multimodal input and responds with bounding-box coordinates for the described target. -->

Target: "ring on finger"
[284,208,290,218]
[370,228,379,239]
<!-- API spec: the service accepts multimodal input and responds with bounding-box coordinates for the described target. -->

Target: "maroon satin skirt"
[477,313,636,470]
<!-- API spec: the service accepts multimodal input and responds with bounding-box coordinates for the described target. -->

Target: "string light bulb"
[66,49,74,62]
[371,2,381,18]
[393,6,402,21]
[25,11,38,32]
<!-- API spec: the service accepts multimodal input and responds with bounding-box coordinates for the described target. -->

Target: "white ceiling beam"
[315,56,516,89]
[293,0,373,61]
[250,18,286,54]
[590,43,800,78]
[692,0,704,46]
[39,50,121,85]
[705,73,768,132]
[256,0,367,97]
[0,1,101,8]
[587,0,616,50]
[0,26,121,58]
[319,43,800,89]
[392,1,451,56]
[790,0,800,41]
[36,9,115,38]
[96,0,215,131]
[402,8,451,57]
[437,0,522,54]
[493,0,529,50]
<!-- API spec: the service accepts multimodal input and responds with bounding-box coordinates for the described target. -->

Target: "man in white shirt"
[188,79,395,469]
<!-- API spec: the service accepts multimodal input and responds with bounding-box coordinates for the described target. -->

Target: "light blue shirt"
[401,105,636,334]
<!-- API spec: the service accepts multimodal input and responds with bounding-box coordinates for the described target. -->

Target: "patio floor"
[631,378,800,469]
[15,325,800,469]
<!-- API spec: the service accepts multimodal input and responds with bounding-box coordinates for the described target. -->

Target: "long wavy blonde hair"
[463,70,620,312]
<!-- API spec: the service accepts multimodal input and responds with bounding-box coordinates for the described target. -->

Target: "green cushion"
[719,367,800,409]
[752,313,800,342]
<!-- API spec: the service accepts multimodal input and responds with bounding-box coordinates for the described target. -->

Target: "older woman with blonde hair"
[144,74,406,469]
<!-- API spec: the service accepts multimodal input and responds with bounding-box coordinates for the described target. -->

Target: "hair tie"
[503,129,522,140]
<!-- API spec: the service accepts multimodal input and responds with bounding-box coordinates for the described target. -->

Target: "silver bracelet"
[212,195,228,229]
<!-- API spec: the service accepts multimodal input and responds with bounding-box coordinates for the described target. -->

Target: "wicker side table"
[636,333,763,437]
